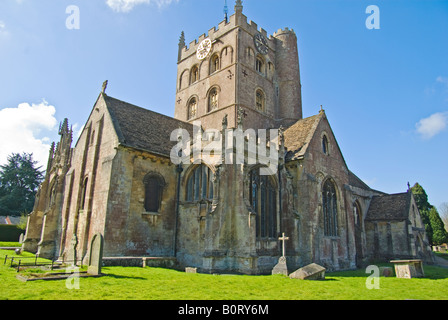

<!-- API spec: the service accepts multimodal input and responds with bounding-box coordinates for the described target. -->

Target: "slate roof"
[104,95,193,157]
[283,113,323,161]
[348,170,371,190]
[365,192,411,221]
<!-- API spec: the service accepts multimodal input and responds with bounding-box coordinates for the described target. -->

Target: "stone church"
[23,1,433,274]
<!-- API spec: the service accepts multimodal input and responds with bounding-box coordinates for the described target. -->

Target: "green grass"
[1,249,448,300]
[0,242,21,247]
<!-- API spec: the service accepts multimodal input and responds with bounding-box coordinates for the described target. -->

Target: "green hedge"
[0,225,24,242]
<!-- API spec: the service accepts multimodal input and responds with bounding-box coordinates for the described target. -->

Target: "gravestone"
[272,257,288,276]
[379,266,394,277]
[390,260,424,279]
[289,263,326,280]
[272,233,289,276]
[67,235,78,265]
[185,267,198,274]
[88,234,104,276]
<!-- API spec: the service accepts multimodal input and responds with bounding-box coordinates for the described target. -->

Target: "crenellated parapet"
[178,11,293,63]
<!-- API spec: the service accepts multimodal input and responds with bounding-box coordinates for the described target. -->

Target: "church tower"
[174,0,302,131]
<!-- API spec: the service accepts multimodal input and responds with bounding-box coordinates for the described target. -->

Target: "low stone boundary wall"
[103,257,178,269]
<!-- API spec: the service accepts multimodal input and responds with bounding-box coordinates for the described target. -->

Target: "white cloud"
[436,76,448,86]
[106,0,178,12]
[0,20,7,34]
[416,112,448,139]
[0,101,58,168]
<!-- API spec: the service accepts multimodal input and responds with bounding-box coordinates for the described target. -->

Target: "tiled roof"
[366,192,411,221]
[104,95,193,157]
[348,170,371,190]
[283,113,323,161]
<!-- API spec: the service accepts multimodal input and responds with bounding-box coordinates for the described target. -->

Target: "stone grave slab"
[289,263,326,280]
[390,260,424,279]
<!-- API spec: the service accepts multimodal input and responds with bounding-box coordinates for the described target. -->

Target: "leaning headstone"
[289,263,326,280]
[88,234,104,276]
[272,257,288,276]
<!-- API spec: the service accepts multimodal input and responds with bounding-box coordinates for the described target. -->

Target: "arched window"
[210,54,220,74]
[250,167,277,239]
[208,87,219,112]
[186,165,214,202]
[323,179,338,237]
[322,135,329,155]
[256,89,265,112]
[179,70,188,90]
[188,98,197,120]
[144,173,165,213]
[191,65,199,84]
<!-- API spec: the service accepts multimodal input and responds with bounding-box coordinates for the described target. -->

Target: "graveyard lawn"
[0,242,21,247]
[1,250,448,300]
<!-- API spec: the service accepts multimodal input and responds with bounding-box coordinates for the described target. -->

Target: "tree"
[0,153,44,216]
[439,202,448,233]
[411,183,448,245]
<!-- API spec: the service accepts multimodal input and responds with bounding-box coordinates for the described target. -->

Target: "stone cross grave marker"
[279,233,289,258]
[88,234,104,276]
[272,233,290,276]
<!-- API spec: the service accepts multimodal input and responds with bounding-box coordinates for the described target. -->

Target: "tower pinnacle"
[235,0,243,14]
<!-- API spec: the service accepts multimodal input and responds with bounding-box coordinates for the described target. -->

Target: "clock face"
[197,39,212,60]
[254,34,268,55]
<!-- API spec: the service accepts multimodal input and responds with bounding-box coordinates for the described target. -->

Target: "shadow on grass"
[105,273,147,280]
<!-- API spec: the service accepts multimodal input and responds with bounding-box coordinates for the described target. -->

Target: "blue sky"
[0,0,447,208]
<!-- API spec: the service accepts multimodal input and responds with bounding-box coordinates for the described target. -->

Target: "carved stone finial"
[278,125,285,143]
[222,114,228,129]
[235,0,243,13]
[102,80,108,94]
[179,31,185,46]
[178,31,186,61]
[237,107,247,126]
[59,118,69,136]
[319,105,325,114]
